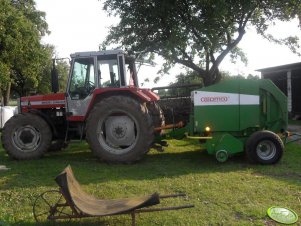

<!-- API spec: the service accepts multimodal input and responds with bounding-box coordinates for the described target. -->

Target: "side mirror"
[51,59,59,93]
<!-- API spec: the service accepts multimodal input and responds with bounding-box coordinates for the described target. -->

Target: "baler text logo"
[200,96,229,103]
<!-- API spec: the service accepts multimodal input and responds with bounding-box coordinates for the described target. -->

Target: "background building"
[257,62,301,117]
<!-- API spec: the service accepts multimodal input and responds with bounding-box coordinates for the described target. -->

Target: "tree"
[167,69,240,97]
[0,0,48,105]
[56,60,70,93]
[35,46,70,95]
[102,0,301,86]
[247,74,260,80]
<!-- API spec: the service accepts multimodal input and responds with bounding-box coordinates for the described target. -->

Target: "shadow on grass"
[8,215,137,226]
[0,142,300,226]
[9,219,121,226]
[0,141,300,190]
[0,149,250,189]
[9,222,106,226]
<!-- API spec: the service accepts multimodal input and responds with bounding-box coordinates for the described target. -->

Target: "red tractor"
[1,50,164,163]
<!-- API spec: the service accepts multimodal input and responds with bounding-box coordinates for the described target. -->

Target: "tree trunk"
[202,72,213,87]
[201,68,222,87]
[0,89,3,106]
[3,82,11,106]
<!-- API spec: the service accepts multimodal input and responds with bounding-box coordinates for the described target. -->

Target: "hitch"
[285,131,301,144]
[154,121,184,132]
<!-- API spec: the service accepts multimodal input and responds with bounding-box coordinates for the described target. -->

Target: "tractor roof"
[70,50,124,58]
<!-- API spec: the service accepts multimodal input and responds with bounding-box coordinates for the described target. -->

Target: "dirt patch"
[287,124,301,144]
[288,124,301,132]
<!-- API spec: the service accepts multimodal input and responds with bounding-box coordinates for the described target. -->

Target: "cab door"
[66,57,96,120]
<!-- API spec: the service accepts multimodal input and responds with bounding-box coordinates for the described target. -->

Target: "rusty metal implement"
[33,166,194,225]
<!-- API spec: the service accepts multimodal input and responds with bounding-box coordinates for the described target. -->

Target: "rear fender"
[85,89,159,120]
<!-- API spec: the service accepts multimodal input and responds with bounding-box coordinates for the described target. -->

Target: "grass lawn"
[0,138,300,225]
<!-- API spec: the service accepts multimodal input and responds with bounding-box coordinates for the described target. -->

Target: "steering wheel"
[86,81,95,93]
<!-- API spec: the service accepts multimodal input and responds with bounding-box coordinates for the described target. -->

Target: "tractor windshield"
[69,57,95,100]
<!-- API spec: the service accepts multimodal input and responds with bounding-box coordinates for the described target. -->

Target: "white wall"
[0,106,18,129]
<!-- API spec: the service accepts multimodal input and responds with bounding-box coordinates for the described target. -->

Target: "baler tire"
[246,130,284,164]
[147,102,165,136]
[86,96,154,163]
[1,113,52,160]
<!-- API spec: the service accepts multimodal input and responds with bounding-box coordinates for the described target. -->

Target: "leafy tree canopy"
[0,0,49,104]
[19,45,70,96]
[102,0,301,86]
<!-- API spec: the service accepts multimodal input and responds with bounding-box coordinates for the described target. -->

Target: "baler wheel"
[1,113,52,160]
[215,150,228,163]
[246,131,284,164]
[86,96,154,163]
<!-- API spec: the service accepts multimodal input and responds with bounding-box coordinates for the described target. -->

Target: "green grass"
[7,100,18,106]
[0,138,301,225]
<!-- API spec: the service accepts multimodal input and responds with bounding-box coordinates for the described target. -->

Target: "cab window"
[69,58,95,99]
[98,59,120,88]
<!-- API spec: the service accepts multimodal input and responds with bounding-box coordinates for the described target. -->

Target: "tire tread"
[86,96,154,163]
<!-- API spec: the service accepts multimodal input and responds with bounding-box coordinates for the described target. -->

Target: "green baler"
[185,79,288,164]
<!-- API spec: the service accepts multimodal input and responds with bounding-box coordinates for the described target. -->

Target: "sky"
[35,0,301,87]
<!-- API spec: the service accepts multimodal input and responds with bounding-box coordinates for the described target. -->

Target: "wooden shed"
[257,62,301,116]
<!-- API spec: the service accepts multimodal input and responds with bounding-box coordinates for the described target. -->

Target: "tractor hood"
[21,93,66,110]
[20,88,159,113]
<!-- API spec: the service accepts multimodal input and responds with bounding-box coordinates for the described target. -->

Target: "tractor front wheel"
[246,130,284,164]
[86,96,154,163]
[1,113,52,160]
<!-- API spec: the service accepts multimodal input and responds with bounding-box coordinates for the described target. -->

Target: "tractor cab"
[66,50,138,100]
[63,50,143,120]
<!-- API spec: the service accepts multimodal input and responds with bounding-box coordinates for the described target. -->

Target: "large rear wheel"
[1,113,52,160]
[147,101,165,136]
[86,96,154,163]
